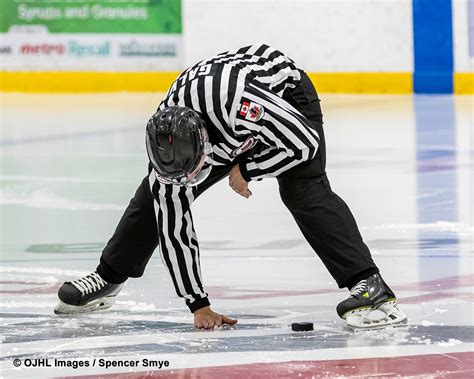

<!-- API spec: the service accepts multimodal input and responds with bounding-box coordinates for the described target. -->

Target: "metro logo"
[20,44,65,55]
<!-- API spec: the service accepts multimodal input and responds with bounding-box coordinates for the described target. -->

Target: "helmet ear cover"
[145,106,212,187]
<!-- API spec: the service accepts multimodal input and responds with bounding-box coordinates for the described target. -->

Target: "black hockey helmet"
[145,106,213,187]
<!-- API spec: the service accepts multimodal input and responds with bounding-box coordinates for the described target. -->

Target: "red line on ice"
[0,280,59,294]
[61,351,474,378]
[206,274,474,300]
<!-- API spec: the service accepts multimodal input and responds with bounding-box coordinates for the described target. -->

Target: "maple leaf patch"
[238,100,265,122]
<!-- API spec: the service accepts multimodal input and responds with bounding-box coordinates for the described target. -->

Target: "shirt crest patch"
[238,101,265,122]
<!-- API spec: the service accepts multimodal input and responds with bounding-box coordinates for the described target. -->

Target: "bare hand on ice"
[194,306,238,329]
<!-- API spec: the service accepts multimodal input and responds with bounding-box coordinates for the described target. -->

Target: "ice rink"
[1,93,473,378]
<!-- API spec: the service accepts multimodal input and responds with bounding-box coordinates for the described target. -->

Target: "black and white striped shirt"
[149,44,320,311]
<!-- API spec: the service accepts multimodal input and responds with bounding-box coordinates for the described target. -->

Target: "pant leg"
[99,163,234,281]
[278,174,378,288]
[99,174,158,280]
[279,71,378,288]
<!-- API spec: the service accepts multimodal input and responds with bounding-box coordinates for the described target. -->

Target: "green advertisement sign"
[0,0,182,34]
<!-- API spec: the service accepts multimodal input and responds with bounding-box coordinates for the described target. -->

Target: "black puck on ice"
[291,322,314,332]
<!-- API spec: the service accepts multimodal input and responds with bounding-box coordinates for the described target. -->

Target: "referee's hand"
[194,306,238,329]
[229,164,252,198]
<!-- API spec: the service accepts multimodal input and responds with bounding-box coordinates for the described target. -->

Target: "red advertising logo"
[20,44,66,55]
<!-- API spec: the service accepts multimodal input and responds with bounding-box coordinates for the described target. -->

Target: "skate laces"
[350,280,367,297]
[71,272,107,295]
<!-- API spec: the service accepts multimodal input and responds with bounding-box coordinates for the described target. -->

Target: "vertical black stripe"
[254,44,270,56]
[211,65,234,138]
[165,186,197,298]
[189,186,200,264]
[156,183,183,297]
[172,81,181,105]
[236,45,252,54]
[178,188,204,294]
[224,65,240,112]
[196,76,208,114]
[183,81,193,109]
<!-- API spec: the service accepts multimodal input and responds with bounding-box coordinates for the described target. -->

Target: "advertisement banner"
[0,0,181,34]
[0,0,182,71]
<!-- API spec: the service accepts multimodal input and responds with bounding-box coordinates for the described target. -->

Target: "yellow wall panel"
[1,71,414,94]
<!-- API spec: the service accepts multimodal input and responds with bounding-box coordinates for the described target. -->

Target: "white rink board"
[183,0,414,72]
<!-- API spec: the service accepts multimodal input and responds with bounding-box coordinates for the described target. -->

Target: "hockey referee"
[55,44,406,330]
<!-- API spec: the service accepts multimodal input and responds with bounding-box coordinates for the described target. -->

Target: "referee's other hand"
[194,306,238,329]
[229,164,252,198]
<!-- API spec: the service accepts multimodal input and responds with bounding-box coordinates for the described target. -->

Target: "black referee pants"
[98,72,378,289]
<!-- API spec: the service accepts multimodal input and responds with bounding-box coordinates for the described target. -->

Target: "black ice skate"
[54,271,124,314]
[336,273,407,329]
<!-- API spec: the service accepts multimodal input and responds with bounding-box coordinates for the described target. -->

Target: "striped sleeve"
[148,172,210,312]
[232,82,320,181]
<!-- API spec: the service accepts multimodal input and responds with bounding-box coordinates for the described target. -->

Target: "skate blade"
[345,300,408,330]
[54,296,117,315]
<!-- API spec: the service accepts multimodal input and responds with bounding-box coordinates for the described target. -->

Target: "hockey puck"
[291,322,314,332]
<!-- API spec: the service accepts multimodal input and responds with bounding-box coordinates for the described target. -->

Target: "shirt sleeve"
[231,81,319,181]
[148,171,210,312]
